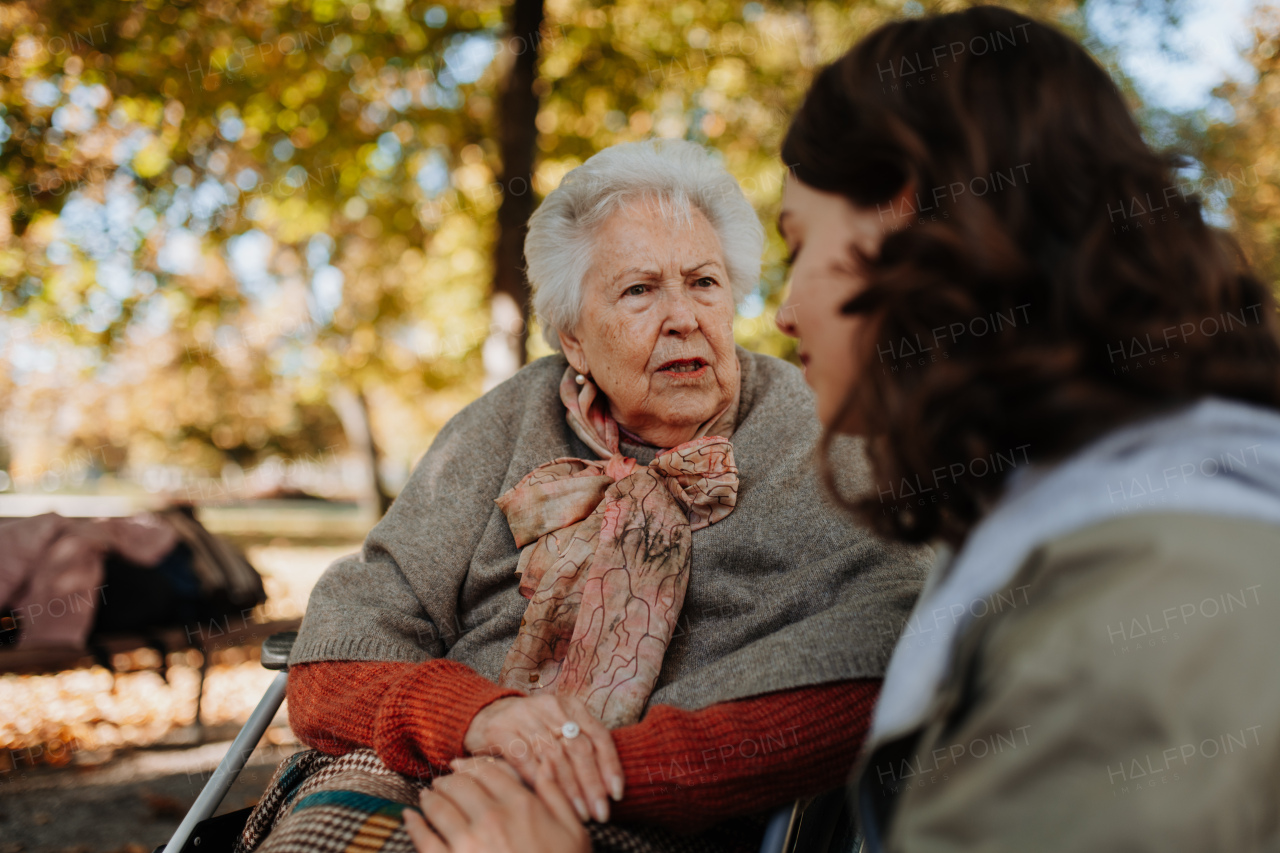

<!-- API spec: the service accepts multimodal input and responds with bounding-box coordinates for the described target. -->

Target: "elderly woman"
[241,139,928,853]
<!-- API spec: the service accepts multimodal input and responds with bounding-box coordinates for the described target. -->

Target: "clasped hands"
[403,692,622,853]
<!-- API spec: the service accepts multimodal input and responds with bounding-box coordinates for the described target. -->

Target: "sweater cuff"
[372,658,524,777]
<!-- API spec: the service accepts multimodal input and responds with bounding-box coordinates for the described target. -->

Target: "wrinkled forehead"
[586,196,726,279]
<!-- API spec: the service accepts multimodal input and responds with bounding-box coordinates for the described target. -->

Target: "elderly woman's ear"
[555,328,590,383]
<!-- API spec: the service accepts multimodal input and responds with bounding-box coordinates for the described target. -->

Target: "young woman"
[776,5,1280,851]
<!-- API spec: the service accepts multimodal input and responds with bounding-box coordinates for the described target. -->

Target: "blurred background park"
[1,0,1279,848]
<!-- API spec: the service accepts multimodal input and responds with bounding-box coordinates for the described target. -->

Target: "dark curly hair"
[782,5,1280,546]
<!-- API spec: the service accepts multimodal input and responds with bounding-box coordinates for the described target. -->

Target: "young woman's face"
[775,174,908,430]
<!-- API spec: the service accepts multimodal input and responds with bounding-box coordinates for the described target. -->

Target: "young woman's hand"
[403,757,591,853]
[462,693,623,823]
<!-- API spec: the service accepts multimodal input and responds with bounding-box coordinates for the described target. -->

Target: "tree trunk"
[484,0,545,390]
[329,383,394,519]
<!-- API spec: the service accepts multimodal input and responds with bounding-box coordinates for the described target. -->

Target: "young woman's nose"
[775,296,799,338]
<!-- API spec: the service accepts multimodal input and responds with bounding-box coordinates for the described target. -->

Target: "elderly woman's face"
[559,199,739,448]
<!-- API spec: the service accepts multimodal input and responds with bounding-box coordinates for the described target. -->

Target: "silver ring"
[560,721,581,740]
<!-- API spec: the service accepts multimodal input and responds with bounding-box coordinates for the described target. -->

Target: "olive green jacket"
[857,511,1280,852]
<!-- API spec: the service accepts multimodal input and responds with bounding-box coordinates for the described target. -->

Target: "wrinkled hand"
[463,693,623,823]
[403,757,590,853]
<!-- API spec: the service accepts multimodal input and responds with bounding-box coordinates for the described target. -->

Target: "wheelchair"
[157,632,863,853]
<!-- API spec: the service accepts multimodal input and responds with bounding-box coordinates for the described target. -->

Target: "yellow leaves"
[751,13,813,71]
[132,140,170,178]
[212,422,239,449]
[398,21,428,52]
[5,34,50,77]
[569,7,602,28]
[541,50,575,81]
[466,94,493,121]
[312,0,339,23]
[453,162,493,192]
[290,125,316,149]
[654,113,686,138]
[671,2,699,27]
[243,97,276,133]
[546,0,578,25]
[398,246,425,274]
[302,69,329,98]
[113,96,159,128]
[450,247,480,273]
[352,325,377,354]
[339,161,363,195]
[26,209,62,245]
[274,197,329,245]
[582,86,611,115]
[535,108,559,133]
[0,656,300,762]
[44,269,87,317]
[281,86,306,110]
[1201,6,1280,288]
[0,249,25,279]
[391,121,415,145]
[209,45,237,74]
[391,207,415,230]
[47,261,87,298]
[707,58,747,95]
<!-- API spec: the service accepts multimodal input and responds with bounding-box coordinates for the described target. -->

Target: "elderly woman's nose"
[661,292,700,336]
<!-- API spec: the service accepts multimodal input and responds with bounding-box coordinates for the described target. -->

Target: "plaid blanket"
[237,748,764,853]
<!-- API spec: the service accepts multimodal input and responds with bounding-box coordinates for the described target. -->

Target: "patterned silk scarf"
[494,366,740,727]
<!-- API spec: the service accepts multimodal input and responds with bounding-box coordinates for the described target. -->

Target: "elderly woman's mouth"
[656,358,710,377]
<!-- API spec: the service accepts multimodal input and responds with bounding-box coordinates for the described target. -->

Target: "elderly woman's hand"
[403,757,590,853]
[463,693,623,823]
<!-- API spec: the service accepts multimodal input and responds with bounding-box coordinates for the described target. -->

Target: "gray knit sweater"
[290,347,929,712]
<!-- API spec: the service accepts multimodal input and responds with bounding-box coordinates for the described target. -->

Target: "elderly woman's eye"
[695,276,717,288]
[625,284,647,297]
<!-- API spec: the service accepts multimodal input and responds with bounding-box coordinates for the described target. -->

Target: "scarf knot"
[493,366,739,727]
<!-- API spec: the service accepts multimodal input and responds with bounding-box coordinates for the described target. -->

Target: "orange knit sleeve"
[286,658,523,778]
[611,679,880,833]
[286,660,878,831]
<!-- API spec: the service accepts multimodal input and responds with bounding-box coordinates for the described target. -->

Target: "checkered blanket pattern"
[235,748,764,853]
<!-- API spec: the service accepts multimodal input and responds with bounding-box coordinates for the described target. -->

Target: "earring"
[575,373,586,385]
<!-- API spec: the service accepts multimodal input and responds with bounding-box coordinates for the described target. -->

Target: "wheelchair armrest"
[261,631,297,671]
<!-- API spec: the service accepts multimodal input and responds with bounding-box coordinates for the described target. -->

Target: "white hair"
[524,139,765,351]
